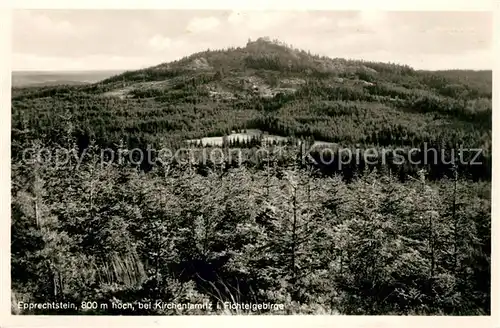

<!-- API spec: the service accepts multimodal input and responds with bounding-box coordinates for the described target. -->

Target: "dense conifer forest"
[11,38,491,315]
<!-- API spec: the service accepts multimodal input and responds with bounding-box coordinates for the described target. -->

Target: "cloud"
[227,11,244,25]
[358,10,386,28]
[186,16,220,33]
[148,34,172,51]
[311,16,330,27]
[15,10,77,37]
[12,10,493,71]
[226,11,298,31]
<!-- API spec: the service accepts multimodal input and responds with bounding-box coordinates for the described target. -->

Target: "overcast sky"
[12,10,493,71]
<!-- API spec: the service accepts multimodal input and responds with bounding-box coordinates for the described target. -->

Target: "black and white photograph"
[5,6,495,321]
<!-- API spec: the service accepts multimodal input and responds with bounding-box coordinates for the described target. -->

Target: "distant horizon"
[12,69,127,73]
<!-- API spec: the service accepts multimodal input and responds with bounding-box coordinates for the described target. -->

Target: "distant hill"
[12,70,125,87]
[93,37,491,101]
[429,69,492,95]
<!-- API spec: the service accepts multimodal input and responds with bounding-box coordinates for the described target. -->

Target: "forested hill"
[12,37,492,180]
